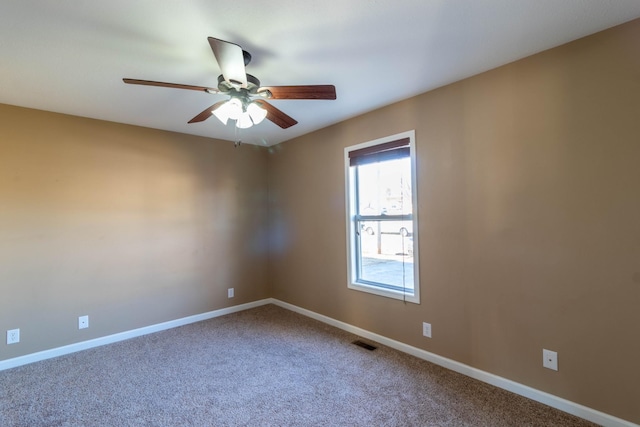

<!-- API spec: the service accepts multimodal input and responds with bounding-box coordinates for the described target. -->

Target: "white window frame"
[344,130,420,303]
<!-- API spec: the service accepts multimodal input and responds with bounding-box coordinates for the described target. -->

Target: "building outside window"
[345,130,420,303]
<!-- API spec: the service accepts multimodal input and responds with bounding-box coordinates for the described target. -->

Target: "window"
[345,131,419,303]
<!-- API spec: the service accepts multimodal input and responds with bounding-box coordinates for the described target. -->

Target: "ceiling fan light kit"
[211,92,268,129]
[123,36,336,134]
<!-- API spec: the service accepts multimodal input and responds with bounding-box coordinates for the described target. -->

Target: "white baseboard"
[270,299,638,427]
[1,297,635,426]
[0,299,272,372]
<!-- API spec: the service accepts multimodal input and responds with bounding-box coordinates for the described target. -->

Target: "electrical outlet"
[543,349,558,371]
[7,329,20,344]
[228,288,234,298]
[78,315,89,329]
[422,322,432,338]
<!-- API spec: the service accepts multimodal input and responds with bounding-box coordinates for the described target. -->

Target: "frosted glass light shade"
[213,98,243,125]
[236,112,253,129]
[212,106,229,124]
[225,98,243,120]
[247,102,267,125]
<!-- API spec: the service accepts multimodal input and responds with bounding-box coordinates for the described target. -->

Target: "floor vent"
[352,340,377,351]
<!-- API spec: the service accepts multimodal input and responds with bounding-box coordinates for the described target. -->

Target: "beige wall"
[268,19,640,423]
[0,105,269,359]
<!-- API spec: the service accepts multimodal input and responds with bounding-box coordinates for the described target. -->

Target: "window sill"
[348,281,420,304]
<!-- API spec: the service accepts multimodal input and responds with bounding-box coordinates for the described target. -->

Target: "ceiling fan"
[123,37,336,130]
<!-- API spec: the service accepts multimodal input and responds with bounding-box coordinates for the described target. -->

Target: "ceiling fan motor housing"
[217,73,263,94]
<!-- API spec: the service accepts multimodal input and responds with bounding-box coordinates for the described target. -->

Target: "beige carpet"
[0,304,596,426]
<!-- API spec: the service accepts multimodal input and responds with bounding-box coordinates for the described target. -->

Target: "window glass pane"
[358,219,414,293]
[357,158,412,216]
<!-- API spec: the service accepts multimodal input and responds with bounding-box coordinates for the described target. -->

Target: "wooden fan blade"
[258,85,336,100]
[253,100,298,129]
[123,78,218,93]
[188,101,227,124]
[208,37,247,88]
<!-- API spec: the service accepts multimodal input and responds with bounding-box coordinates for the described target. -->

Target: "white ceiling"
[2,1,640,146]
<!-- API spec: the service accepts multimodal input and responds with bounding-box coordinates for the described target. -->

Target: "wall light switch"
[422,322,432,338]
